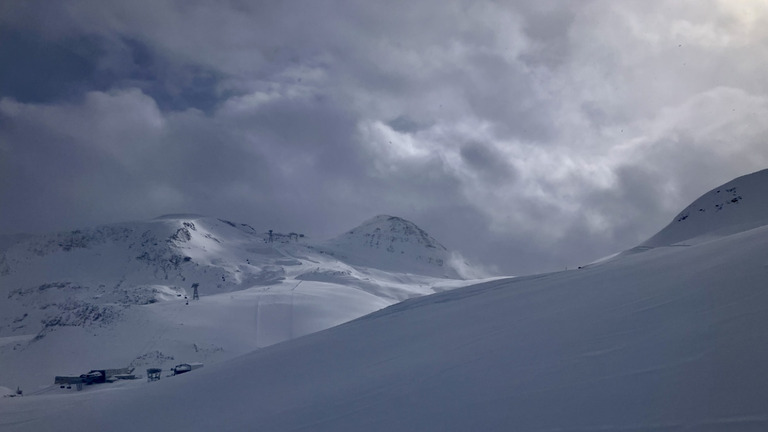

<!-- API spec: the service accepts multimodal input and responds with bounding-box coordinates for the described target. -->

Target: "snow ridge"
[641,168,768,247]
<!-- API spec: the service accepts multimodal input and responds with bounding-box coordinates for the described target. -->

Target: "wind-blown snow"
[3,171,768,431]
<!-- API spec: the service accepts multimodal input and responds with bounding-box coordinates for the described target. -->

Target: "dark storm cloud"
[116,37,226,112]
[387,116,429,134]
[0,25,225,112]
[2,0,768,275]
[459,142,516,183]
[519,5,575,68]
[0,29,106,103]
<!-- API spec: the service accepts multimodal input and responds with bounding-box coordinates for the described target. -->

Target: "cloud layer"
[2,0,768,274]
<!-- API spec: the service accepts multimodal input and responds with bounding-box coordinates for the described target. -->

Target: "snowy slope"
[0,215,475,390]
[641,168,768,247]
[3,173,768,431]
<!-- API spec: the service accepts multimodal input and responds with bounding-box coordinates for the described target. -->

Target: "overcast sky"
[1,1,767,275]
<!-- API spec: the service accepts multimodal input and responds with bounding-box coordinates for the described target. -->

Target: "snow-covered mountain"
[319,215,463,278]
[0,215,476,390]
[4,170,768,432]
[640,168,768,247]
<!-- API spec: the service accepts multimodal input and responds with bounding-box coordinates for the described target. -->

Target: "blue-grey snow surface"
[3,169,768,431]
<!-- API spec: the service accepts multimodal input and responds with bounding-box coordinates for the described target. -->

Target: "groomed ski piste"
[3,169,768,431]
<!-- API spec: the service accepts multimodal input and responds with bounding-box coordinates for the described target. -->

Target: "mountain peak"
[322,215,460,278]
[350,215,447,249]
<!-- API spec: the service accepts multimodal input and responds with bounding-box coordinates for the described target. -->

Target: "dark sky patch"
[460,143,517,183]
[0,30,104,103]
[387,115,428,134]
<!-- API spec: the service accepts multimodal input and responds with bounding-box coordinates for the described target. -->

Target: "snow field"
[4,223,768,431]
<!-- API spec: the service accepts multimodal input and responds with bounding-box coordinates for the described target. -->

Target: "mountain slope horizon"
[640,167,768,247]
[4,172,768,431]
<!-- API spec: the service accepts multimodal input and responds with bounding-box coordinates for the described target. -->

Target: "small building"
[172,362,204,376]
[146,368,162,382]
[80,370,106,385]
